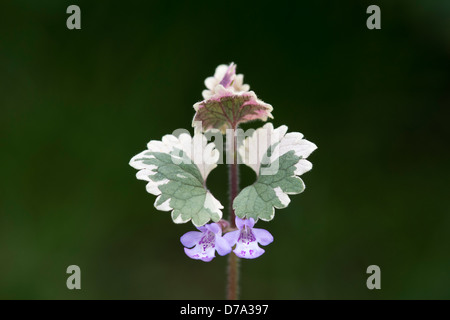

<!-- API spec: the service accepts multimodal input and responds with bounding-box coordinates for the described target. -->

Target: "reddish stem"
[227,125,240,300]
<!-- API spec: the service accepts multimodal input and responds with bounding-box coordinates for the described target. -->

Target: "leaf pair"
[129,123,317,226]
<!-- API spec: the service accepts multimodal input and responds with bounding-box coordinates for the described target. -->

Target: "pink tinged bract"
[180,222,232,262]
[224,217,274,259]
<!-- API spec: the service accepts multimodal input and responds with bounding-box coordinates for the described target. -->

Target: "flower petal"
[252,228,274,246]
[234,241,265,259]
[184,246,215,262]
[215,235,232,256]
[235,216,246,229]
[206,222,221,235]
[245,217,256,228]
[233,223,267,259]
[223,230,240,246]
[180,231,203,248]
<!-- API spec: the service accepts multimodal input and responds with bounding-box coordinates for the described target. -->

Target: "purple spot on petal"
[237,226,256,245]
[198,231,216,253]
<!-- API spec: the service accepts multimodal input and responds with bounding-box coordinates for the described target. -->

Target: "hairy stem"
[227,250,239,300]
[227,125,239,300]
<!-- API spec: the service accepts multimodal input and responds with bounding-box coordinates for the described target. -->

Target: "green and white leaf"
[130,132,223,227]
[233,123,317,221]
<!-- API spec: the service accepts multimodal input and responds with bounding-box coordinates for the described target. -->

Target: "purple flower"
[219,63,236,88]
[180,222,232,262]
[224,217,274,259]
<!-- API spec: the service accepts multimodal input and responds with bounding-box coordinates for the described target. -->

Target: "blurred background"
[0,0,449,299]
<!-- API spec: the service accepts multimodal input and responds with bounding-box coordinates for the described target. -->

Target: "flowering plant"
[129,63,317,299]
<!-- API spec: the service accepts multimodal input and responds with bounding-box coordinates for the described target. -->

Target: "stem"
[227,249,239,300]
[227,125,239,300]
[229,154,239,229]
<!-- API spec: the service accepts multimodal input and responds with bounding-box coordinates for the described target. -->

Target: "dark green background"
[1,0,449,299]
